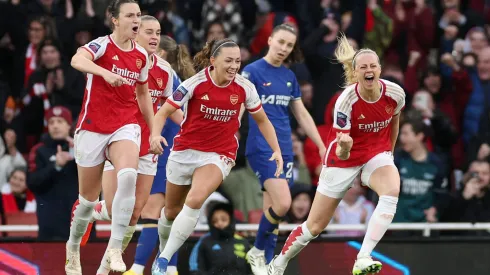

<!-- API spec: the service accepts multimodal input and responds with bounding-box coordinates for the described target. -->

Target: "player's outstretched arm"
[150,102,178,154]
[291,99,327,158]
[390,114,400,155]
[136,82,154,135]
[250,109,284,177]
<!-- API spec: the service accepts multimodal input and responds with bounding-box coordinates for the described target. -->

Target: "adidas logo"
[358,114,365,119]
[201,94,209,100]
[112,55,119,61]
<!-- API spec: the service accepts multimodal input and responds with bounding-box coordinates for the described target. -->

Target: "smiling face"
[354,52,381,92]
[210,45,241,83]
[112,3,142,40]
[136,19,161,55]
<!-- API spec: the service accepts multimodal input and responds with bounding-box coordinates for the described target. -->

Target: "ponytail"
[159,36,196,80]
[335,33,379,87]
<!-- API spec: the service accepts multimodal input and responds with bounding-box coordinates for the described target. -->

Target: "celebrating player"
[123,35,196,275]
[65,0,154,274]
[267,34,405,275]
[77,16,184,275]
[242,24,326,275]
[149,38,284,274]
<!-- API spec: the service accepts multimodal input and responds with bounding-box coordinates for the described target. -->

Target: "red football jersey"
[137,54,173,157]
[76,35,150,134]
[324,79,405,168]
[166,67,262,160]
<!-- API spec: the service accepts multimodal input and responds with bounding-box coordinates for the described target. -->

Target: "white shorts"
[74,124,141,167]
[104,153,158,175]
[166,149,235,186]
[317,151,395,199]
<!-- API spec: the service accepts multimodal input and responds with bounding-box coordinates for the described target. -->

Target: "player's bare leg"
[101,140,139,272]
[268,192,341,275]
[66,164,104,275]
[352,166,399,275]
[96,174,153,275]
[248,179,291,275]
[153,164,223,274]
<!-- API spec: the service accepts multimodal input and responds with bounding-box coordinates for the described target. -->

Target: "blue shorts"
[247,153,294,191]
[150,120,179,195]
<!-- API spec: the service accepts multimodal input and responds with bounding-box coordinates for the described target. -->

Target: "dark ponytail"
[159,35,196,80]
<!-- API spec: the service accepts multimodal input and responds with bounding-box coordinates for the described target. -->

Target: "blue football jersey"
[242,58,301,155]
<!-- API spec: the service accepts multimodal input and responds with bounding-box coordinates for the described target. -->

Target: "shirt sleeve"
[166,78,194,109]
[394,93,406,115]
[291,74,301,100]
[137,52,150,84]
[163,68,174,99]
[244,81,262,114]
[333,92,352,133]
[81,36,109,61]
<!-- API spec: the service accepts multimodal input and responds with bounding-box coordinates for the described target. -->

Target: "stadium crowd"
[0,0,489,247]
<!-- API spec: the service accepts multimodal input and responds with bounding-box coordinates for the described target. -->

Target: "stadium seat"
[4,212,38,238]
[248,209,263,224]
[234,209,245,222]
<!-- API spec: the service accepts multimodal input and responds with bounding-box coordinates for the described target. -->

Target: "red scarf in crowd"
[1,184,36,214]
[24,43,37,85]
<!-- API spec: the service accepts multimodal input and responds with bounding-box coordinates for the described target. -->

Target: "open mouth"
[226,70,236,77]
[149,41,157,47]
[365,75,374,84]
[132,26,139,33]
[278,53,285,58]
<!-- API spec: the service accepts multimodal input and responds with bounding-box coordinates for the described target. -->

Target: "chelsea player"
[242,24,326,275]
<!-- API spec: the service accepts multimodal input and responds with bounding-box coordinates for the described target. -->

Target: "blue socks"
[134,219,159,266]
[254,207,283,264]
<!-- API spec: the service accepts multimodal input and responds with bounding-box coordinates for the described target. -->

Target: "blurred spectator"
[205,20,227,42]
[189,202,251,275]
[332,177,374,237]
[0,128,27,189]
[445,159,490,235]
[1,168,36,214]
[438,0,485,39]
[198,192,230,225]
[27,106,78,241]
[284,184,313,224]
[394,119,450,223]
[363,0,393,60]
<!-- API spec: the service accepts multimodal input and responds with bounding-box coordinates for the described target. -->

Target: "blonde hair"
[334,34,379,87]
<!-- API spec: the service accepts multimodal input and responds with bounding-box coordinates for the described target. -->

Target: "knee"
[273,197,292,217]
[141,205,161,220]
[185,194,205,210]
[164,205,182,221]
[379,184,400,198]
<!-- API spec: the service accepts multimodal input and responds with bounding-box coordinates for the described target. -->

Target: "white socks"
[93,200,111,221]
[109,168,137,249]
[67,195,98,251]
[158,207,173,252]
[358,195,398,258]
[276,222,317,266]
[159,204,199,260]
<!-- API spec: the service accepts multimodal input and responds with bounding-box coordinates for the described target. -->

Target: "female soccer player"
[65,0,154,274]
[78,16,184,275]
[267,34,405,275]
[149,38,284,274]
[242,24,326,275]
[123,36,196,275]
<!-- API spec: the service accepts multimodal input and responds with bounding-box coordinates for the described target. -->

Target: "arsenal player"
[65,0,154,274]
[268,34,405,275]
[149,38,283,274]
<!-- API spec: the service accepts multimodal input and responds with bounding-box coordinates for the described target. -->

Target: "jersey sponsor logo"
[230,94,239,105]
[358,117,392,132]
[201,94,209,100]
[111,64,140,85]
[385,104,394,114]
[156,78,163,88]
[261,94,290,106]
[136,58,143,69]
[172,86,188,101]
[149,89,164,103]
[112,55,119,61]
[401,177,433,195]
[337,112,348,128]
[263,82,272,86]
[88,42,101,53]
[200,104,237,122]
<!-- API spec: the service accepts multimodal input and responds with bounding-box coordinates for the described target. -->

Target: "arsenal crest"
[53,107,62,116]
[385,104,394,114]
[136,59,142,69]
[230,94,238,105]
[157,78,163,88]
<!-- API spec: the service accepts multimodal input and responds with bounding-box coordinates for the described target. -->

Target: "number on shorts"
[286,162,293,179]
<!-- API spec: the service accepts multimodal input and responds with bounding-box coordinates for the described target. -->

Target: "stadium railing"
[2,223,490,237]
